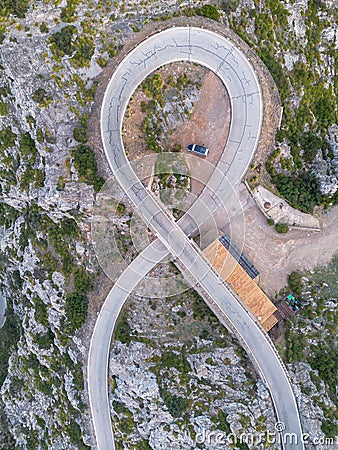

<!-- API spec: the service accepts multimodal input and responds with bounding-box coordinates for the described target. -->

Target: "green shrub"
[221,0,239,14]
[60,0,80,23]
[39,22,49,33]
[36,128,44,143]
[115,315,132,344]
[160,388,189,417]
[61,252,74,275]
[267,218,274,226]
[216,410,231,433]
[192,292,218,325]
[116,202,126,215]
[172,143,182,153]
[73,268,93,295]
[71,36,94,68]
[287,271,302,296]
[72,144,105,192]
[285,322,306,363]
[0,203,20,228]
[65,293,88,332]
[60,217,79,238]
[0,301,20,387]
[272,172,322,213]
[96,55,108,67]
[321,420,338,439]
[0,0,29,17]
[49,25,76,57]
[309,344,338,396]
[299,132,325,163]
[19,133,38,161]
[129,22,140,33]
[34,328,54,349]
[32,88,52,107]
[66,419,90,447]
[195,4,220,20]
[275,222,289,233]
[258,49,290,101]
[0,101,8,115]
[0,127,16,150]
[141,117,162,153]
[34,296,49,327]
[141,73,164,101]
[312,88,337,129]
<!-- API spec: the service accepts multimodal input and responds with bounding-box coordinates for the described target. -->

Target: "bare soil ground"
[123,62,231,195]
[172,70,231,195]
[221,184,338,298]
[123,90,153,159]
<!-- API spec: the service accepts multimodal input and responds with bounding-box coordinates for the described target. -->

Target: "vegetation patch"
[49,26,77,58]
[32,88,52,107]
[72,144,104,192]
[287,271,302,296]
[275,222,288,233]
[0,127,16,151]
[0,0,29,18]
[271,172,322,213]
[0,203,20,228]
[229,0,338,212]
[114,314,132,345]
[64,293,88,334]
[194,4,220,21]
[127,65,201,157]
[111,287,262,447]
[283,254,337,433]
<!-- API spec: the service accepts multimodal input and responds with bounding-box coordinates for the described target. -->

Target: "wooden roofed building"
[202,235,279,332]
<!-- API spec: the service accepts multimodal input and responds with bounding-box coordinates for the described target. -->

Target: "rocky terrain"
[108,204,337,449]
[239,0,338,212]
[0,1,336,449]
[109,288,277,449]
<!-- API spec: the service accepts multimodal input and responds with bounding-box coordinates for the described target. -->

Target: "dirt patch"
[123,89,153,160]
[172,70,231,195]
[123,62,209,160]
[123,62,231,195]
[221,185,338,298]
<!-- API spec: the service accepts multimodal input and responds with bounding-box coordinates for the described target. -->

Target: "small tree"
[275,222,289,233]
[288,271,302,296]
[65,293,88,332]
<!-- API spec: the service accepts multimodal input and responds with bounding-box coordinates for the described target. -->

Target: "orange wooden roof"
[203,240,277,332]
[261,314,279,331]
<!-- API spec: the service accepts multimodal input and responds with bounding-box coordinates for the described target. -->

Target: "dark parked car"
[187,143,209,157]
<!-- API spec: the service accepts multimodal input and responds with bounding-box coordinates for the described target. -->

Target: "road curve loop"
[89,26,304,450]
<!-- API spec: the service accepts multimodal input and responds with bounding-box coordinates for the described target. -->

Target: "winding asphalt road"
[88,27,304,450]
